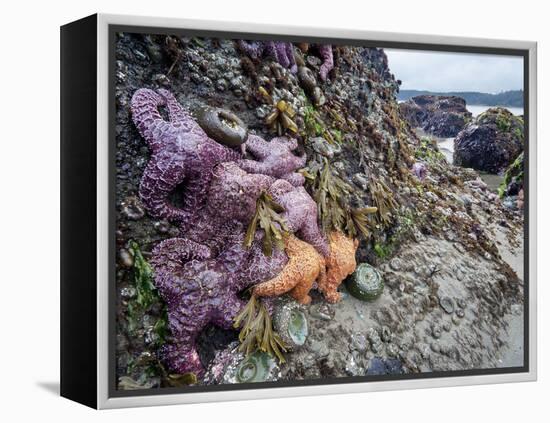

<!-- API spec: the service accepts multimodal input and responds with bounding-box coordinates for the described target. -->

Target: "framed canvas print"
[60,14,537,409]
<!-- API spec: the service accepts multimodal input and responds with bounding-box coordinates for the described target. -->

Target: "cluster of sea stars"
[131,88,350,375]
[238,40,334,81]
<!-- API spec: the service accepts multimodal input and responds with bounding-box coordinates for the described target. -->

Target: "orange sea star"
[319,231,359,303]
[252,234,326,305]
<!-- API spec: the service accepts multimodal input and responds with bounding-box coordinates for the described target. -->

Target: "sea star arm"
[237,40,264,59]
[139,151,190,224]
[149,237,212,306]
[252,266,299,298]
[237,135,272,173]
[156,88,206,136]
[236,158,270,175]
[274,42,290,69]
[212,294,247,329]
[270,185,330,256]
[318,44,334,81]
[282,172,306,187]
[131,88,175,154]
[284,42,298,74]
[160,302,210,376]
[243,134,270,159]
[297,220,330,257]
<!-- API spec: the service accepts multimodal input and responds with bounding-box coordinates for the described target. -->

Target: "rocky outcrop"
[454,108,524,173]
[399,95,472,137]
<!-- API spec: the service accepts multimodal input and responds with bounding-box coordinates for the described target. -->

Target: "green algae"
[127,241,166,346]
[498,152,524,198]
[415,137,445,164]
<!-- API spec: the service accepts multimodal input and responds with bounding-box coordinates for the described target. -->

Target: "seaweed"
[496,112,512,132]
[243,191,290,256]
[129,240,157,310]
[369,180,398,225]
[233,295,287,362]
[126,241,167,345]
[305,158,377,238]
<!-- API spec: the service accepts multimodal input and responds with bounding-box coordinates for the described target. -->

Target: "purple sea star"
[238,40,298,74]
[238,134,307,187]
[412,162,427,180]
[151,231,288,375]
[149,162,289,375]
[268,179,329,256]
[317,44,334,81]
[131,88,242,228]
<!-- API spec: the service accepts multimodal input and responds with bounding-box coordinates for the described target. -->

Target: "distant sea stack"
[399,95,472,137]
[454,107,524,173]
[397,89,524,108]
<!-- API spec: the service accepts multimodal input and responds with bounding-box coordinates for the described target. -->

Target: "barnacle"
[259,87,299,136]
[233,295,287,362]
[243,191,290,256]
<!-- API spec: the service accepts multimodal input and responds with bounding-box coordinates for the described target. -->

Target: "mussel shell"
[298,66,317,93]
[196,106,248,147]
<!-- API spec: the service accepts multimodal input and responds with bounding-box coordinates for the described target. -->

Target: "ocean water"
[467,104,524,117]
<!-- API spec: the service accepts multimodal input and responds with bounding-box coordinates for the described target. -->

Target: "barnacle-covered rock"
[346,263,384,301]
[399,95,471,137]
[366,357,403,375]
[298,66,317,93]
[454,108,524,173]
[309,136,342,159]
[439,296,455,314]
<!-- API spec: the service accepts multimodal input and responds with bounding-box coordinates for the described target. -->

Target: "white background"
[0,0,546,421]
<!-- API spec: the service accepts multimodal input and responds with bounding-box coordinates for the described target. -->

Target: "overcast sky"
[385,49,523,93]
